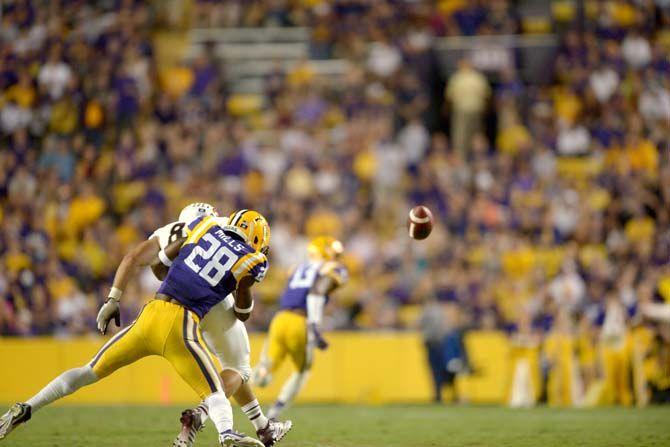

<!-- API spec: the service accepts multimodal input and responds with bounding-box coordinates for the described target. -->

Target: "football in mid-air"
[407,205,433,240]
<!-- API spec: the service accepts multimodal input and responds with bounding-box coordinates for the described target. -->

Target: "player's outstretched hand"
[309,323,329,350]
[96,298,121,334]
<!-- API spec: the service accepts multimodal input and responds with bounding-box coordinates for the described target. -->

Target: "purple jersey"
[158,216,268,318]
[279,260,347,311]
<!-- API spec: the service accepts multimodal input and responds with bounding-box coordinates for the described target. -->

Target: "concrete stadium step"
[186,41,308,60]
[189,27,309,44]
[225,59,348,79]
[186,26,347,94]
[228,59,349,94]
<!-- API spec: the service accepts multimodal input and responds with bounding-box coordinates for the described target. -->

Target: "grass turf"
[1,404,669,447]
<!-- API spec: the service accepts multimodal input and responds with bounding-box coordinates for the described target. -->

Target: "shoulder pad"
[184,215,229,243]
[233,251,268,283]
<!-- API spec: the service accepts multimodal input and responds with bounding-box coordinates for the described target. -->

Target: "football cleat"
[219,429,265,447]
[256,418,293,447]
[172,408,204,447]
[0,403,31,440]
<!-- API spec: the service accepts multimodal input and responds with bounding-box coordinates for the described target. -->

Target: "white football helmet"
[178,202,218,223]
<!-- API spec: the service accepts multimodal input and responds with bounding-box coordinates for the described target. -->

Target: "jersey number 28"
[184,233,239,286]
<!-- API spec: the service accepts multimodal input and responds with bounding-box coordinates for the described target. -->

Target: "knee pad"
[221,364,252,383]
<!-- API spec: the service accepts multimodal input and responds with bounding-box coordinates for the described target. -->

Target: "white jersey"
[148,216,251,381]
[150,220,187,251]
[150,216,230,250]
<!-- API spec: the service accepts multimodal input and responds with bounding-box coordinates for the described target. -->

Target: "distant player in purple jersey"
[253,236,348,418]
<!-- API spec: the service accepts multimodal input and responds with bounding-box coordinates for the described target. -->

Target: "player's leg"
[0,319,147,440]
[253,312,290,387]
[164,308,262,447]
[179,386,292,447]
[235,383,292,447]
[201,299,251,397]
[205,316,271,430]
[34,309,149,408]
[177,300,291,447]
[268,314,311,419]
[0,366,98,440]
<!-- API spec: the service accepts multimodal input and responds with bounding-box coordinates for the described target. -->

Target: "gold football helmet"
[307,236,343,261]
[225,209,271,254]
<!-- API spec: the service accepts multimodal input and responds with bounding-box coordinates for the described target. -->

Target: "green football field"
[1,404,669,447]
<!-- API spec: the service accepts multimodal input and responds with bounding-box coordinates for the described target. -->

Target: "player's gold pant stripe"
[89,324,134,368]
[192,316,224,390]
[187,312,223,390]
[182,310,222,393]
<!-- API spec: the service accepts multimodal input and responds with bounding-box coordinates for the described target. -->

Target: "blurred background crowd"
[1,0,669,406]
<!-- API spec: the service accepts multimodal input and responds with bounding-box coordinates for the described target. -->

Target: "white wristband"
[108,287,123,302]
[158,249,173,267]
[234,302,254,314]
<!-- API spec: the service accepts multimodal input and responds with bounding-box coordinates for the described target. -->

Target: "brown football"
[407,205,433,240]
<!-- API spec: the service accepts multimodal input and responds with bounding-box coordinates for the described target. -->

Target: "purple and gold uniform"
[266,260,347,372]
[159,216,268,318]
[89,215,267,399]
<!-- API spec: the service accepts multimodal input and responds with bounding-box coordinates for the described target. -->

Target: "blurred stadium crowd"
[1,0,669,405]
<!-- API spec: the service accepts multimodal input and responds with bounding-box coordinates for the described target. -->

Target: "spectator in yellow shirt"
[446,58,490,155]
[626,134,658,175]
[67,183,106,237]
[4,71,36,109]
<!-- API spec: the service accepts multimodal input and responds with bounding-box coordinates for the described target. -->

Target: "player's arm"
[97,235,187,334]
[150,234,186,280]
[148,221,188,280]
[96,238,160,334]
[233,276,256,322]
[306,274,341,351]
[307,275,338,326]
[232,252,268,322]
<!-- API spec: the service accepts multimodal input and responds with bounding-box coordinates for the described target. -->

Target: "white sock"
[196,401,210,424]
[269,371,310,418]
[205,391,233,434]
[26,366,98,412]
[241,399,268,431]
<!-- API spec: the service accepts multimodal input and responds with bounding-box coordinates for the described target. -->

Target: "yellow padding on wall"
[0,332,510,405]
